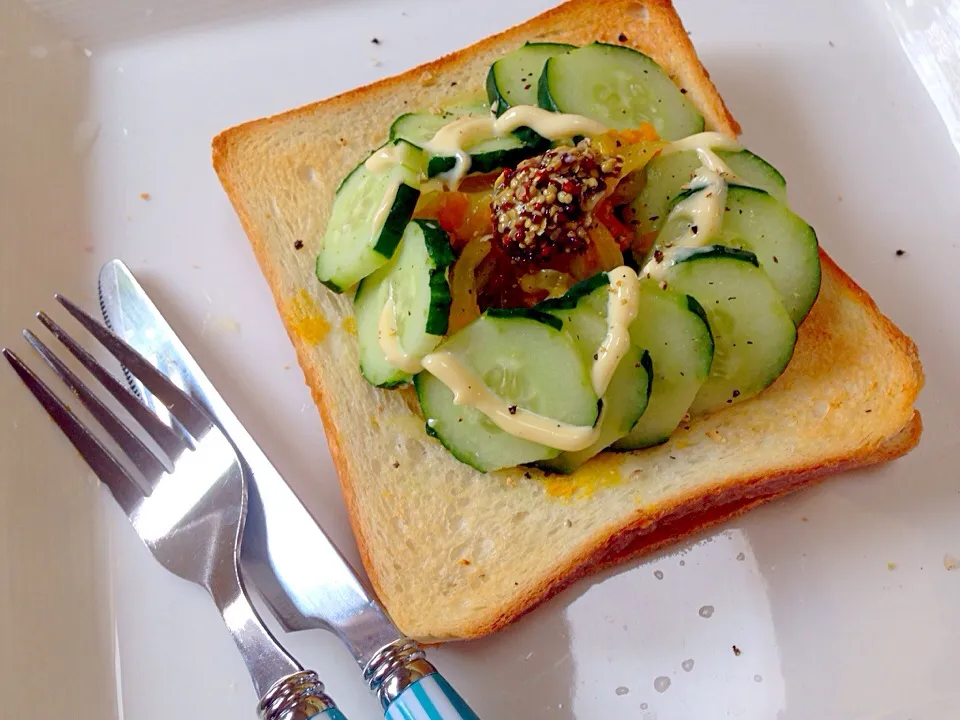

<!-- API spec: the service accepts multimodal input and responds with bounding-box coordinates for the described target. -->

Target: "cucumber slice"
[487,42,575,113]
[716,186,820,325]
[353,219,455,387]
[538,42,704,140]
[484,306,563,331]
[416,313,599,472]
[537,273,653,472]
[539,349,650,473]
[316,140,423,292]
[649,245,796,415]
[535,272,610,312]
[390,107,539,178]
[613,284,714,450]
[630,148,788,239]
[724,150,786,200]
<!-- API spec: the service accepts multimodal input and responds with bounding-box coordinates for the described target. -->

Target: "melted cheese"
[420,351,602,451]
[377,296,423,373]
[591,267,641,396]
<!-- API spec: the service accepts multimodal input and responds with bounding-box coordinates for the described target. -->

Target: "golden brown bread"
[212,0,923,641]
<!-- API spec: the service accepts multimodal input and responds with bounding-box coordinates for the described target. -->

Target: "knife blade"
[97,259,401,669]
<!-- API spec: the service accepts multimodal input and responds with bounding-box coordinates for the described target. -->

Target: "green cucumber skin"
[535,272,610,312]
[426,143,541,178]
[414,219,456,337]
[416,219,456,267]
[487,42,576,115]
[640,350,654,396]
[721,149,787,199]
[371,182,421,259]
[425,270,453,337]
[484,307,564,331]
[663,244,760,268]
[335,148,374,195]
[485,64,501,113]
[427,156,457,177]
[686,294,711,329]
[318,276,346,294]
[536,61,561,114]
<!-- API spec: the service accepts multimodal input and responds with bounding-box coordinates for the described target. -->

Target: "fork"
[3,295,348,720]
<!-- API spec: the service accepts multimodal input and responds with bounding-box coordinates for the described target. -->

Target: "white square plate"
[2,1,958,717]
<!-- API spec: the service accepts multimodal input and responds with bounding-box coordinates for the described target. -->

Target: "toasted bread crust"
[212,0,923,642]
[212,0,739,168]
[461,412,923,638]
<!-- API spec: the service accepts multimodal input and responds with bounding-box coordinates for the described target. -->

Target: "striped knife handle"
[365,640,480,719]
[385,672,480,720]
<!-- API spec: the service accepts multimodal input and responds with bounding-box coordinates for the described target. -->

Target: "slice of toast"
[212,0,923,641]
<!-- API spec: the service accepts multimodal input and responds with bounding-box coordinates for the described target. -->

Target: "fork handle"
[258,670,349,720]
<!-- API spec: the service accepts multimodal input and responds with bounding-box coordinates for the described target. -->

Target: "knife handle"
[384,672,480,720]
[258,670,350,720]
[365,639,480,719]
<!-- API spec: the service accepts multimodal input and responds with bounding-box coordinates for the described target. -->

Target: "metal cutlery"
[98,260,482,719]
[3,296,345,720]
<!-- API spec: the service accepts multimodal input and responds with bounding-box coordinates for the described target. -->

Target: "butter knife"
[98,259,480,720]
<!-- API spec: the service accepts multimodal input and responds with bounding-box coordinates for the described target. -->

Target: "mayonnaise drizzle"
[659,131,742,157]
[365,143,408,173]
[423,105,608,189]
[669,166,730,247]
[370,179,400,237]
[377,296,423,373]
[591,267,641,396]
[420,351,602,451]
[641,133,745,279]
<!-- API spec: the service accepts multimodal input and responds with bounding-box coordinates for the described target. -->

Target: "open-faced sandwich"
[213,0,923,641]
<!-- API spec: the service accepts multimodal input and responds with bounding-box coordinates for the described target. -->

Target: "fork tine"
[55,294,211,439]
[23,329,167,486]
[36,312,189,463]
[3,348,145,515]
